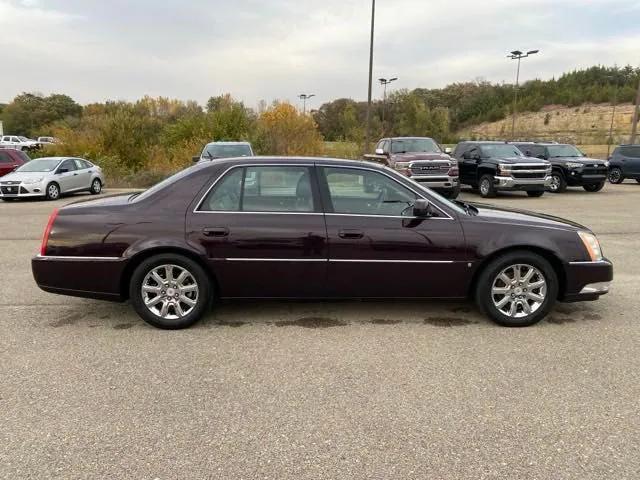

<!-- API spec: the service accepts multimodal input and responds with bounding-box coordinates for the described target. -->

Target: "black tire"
[583,182,605,192]
[548,171,567,193]
[129,254,212,329]
[608,168,624,184]
[1,198,15,202]
[442,185,460,199]
[636,179,640,184]
[475,250,558,327]
[526,190,544,198]
[478,174,497,198]
[90,178,102,195]
[45,182,60,201]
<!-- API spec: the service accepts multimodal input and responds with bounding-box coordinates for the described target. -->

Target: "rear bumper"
[32,255,126,301]
[495,175,552,191]
[561,259,613,302]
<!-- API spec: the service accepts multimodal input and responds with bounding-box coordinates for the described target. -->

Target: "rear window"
[0,152,11,163]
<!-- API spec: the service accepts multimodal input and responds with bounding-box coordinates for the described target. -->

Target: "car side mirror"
[444,147,452,154]
[413,198,433,217]
[192,156,201,163]
[58,168,69,174]
[375,148,385,155]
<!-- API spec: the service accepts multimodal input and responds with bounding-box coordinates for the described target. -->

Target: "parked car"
[0,157,104,201]
[32,157,612,330]
[364,137,460,199]
[608,144,640,184]
[0,149,30,177]
[193,141,254,162]
[0,135,40,152]
[513,142,608,193]
[37,136,59,145]
[452,141,551,198]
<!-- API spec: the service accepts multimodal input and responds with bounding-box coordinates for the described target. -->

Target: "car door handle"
[339,229,364,239]
[203,227,229,237]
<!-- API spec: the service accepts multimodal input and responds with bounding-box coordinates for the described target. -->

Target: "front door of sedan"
[187,164,328,298]
[55,159,81,192]
[318,166,469,298]
[72,159,92,189]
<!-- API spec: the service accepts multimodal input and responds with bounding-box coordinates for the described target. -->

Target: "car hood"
[391,152,452,162]
[491,156,548,164]
[549,156,607,165]
[466,201,587,232]
[0,171,49,182]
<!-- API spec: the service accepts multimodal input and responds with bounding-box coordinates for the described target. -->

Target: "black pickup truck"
[364,137,460,198]
[452,141,552,198]
[513,142,609,193]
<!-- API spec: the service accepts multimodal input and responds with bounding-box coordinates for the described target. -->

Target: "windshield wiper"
[454,200,478,216]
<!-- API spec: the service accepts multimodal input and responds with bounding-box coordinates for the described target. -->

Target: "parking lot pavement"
[1,185,639,479]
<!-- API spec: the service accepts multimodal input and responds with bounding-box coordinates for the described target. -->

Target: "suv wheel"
[478,174,497,198]
[548,172,567,193]
[583,182,605,192]
[129,254,212,329]
[608,168,624,184]
[475,251,558,327]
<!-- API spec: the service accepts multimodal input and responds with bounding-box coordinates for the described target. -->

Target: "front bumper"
[494,175,552,191]
[0,182,46,198]
[561,259,613,302]
[566,169,607,186]
[409,175,459,190]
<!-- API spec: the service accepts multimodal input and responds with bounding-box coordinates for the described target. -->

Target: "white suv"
[0,135,40,151]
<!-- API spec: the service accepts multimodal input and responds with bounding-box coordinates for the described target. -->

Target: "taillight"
[40,208,59,256]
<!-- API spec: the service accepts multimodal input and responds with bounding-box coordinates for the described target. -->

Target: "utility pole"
[631,77,640,144]
[379,77,398,134]
[298,94,315,115]
[606,76,618,157]
[364,0,375,154]
[507,49,539,139]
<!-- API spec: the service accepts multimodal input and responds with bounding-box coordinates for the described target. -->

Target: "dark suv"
[513,143,608,193]
[365,137,460,198]
[608,144,640,184]
[452,141,551,198]
[0,149,30,177]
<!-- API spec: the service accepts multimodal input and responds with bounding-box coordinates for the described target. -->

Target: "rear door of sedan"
[187,163,329,298]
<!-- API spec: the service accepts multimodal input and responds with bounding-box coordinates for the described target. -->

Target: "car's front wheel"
[45,182,60,201]
[129,254,212,329]
[478,174,497,198]
[90,178,102,195]
[548,172,567,193]
[475,251,558,327]
[583,182,605,192]
[608,168,624,184]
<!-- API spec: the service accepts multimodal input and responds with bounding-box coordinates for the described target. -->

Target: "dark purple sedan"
[32,157,612,329]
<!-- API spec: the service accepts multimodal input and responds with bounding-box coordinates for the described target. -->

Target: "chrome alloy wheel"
[48,184,60,199]
[491,264,547,318]
[480,178,491,196]
[549,174,561,192]
[141,264,199,320]
[91,179,101,193]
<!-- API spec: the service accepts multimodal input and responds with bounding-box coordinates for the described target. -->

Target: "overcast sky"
[1,0,639,109]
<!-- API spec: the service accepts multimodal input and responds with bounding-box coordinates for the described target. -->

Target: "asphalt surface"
[1,184,639,479]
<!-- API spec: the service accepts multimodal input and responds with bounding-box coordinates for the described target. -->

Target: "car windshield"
[391,138,441,154]
[480,144,523,157]
[202,144,252,159]
[15,158,60,172]
[547,145,583,158]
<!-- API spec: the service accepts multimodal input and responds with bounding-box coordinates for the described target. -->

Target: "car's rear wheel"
[442,185,460,199]
[526,190,544,198]
[45,182,60,201]
[90,178,102,195]
[548,172,567,193]
[608,168,624,184]
[583,182,605,192]
[129,254,212,329]
[479,174,497,198]
[475,251,558,327]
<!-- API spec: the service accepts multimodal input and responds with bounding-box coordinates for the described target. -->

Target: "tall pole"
[378,77,397,136]
[631,77,640,144]
[365,0,375,154]
[298,94,315,115]
[607,87,617,158]
[511,56,521,139]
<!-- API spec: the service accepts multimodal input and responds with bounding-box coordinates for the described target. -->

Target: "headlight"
[497,163,513,175]
[394,162,411,176]
[22,177,44,184]
[577,231,603,262]
[604,161,610,167]
[566,162,583,169]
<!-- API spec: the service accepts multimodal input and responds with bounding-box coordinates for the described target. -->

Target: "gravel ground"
[0,184,639,479]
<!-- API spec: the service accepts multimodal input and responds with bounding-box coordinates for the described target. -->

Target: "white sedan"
[0,157,105,201]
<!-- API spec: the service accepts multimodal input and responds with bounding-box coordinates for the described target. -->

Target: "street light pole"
[365,0,376,154]
[379,77,398,133]
[507,49,539,139]
[606,77,618,158]
[298,94,315,115]
[631,77,640,144]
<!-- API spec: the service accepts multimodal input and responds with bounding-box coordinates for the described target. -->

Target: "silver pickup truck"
[364,137,460,199]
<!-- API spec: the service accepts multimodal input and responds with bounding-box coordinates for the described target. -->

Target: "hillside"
[456,103,637,145]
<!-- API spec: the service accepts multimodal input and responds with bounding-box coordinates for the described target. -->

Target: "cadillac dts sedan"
[32,157,612,329]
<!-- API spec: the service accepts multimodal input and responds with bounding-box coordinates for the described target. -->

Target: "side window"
[199,166,315,213]
[382,140,390,153]
[0,152,10,163]
[11,137,20,143]
[621,146,640,158]
[465,147,479,159]
[58,159,76,172]
[322,167,417,216]
[73,159,86,170]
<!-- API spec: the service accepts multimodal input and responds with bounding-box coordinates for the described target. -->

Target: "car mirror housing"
[413,198,432,217]
[192,156,201,163]
[444,147,452,154]
[375,148,385,155]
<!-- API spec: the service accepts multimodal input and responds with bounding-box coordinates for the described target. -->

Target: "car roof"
[458,141,510,145]
[387,137,436,141]
[191,156,383,171]
[204,141,252,146]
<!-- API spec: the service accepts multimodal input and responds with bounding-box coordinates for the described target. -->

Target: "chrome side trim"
[36,255,121,261]
[214,257,455,264]
[329,259,455,264]
[215,258,326,262]
[195,211,322,216]
[325,213,450,220]
[579,282,610,294]
[569,260,611,265]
